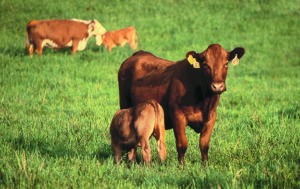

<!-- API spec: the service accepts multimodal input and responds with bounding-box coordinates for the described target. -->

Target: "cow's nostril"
[211,83,225,92]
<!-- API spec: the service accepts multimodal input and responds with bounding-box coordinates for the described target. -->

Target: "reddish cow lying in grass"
[110,100,166,165]
[26,19,106,57]
[101,26,137,52]
[118,44,246,165]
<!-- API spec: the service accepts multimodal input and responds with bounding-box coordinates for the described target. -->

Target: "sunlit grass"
[0,0,299,188]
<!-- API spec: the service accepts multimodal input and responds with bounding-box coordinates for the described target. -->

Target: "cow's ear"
[186,51,200,68]
[186,51,197,58]
[228,47,245,65]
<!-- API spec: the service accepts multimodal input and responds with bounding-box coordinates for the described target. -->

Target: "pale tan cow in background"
[101,26,137,52]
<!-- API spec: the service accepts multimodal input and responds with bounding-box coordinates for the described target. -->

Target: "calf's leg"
[154,115,167,162]
[128,147,137,163]
[112,142,122,164]
[140,139,151,164]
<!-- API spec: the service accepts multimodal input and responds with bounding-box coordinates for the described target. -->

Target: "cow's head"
[89,19,106,46]
[186,44,245,94]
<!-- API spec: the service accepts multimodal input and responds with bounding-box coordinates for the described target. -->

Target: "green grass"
[0,0,299,188]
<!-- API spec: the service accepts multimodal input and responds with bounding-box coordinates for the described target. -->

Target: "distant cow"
[118,44,246,165]
[101,26,137,52]
[26,19,106,57]
[110,100,166,165]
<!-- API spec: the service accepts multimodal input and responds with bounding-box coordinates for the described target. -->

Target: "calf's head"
[186,44,245,94]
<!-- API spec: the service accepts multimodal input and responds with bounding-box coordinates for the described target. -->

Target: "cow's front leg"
[199,111,216,163]
[171,109,188,165]
[72,40,79,55]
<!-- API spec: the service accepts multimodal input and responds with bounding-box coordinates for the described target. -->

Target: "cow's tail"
[26,21,37,57]
[25,25,30,54]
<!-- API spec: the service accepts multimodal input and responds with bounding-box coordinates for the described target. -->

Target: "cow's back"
[118,51,175,110]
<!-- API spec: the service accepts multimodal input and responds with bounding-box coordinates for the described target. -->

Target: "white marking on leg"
[77,38,89,51]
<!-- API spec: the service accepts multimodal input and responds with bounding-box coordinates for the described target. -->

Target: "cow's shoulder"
[132,50,150,56]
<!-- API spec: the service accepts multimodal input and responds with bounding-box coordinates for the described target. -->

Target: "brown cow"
[118,44,245,165]
[110,100,166,165]
[26,19,106,57]
[101,26,137,52]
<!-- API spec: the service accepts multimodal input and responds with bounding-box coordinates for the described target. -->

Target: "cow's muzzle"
[210,82,226,94]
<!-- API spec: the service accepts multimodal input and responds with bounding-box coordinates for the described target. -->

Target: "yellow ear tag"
[188,55,200,68]
[232,54,239,66]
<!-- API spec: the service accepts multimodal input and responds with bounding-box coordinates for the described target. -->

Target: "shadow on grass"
[0,43,106,59]
[9,133,115,162]
[93,142,114,161]
[8,134,77,158]
[0,46,73,57]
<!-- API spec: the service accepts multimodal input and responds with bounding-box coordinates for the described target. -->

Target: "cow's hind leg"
[118,81,132,109]
[34,40,43,57]
[28,43,34,58]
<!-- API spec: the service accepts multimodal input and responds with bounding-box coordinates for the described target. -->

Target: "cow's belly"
[132,85,166,105]
[41,37,89,50]
[65,38,89,51]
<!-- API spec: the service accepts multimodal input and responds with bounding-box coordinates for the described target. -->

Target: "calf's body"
[110,100,166,164]
[101,26,137,52]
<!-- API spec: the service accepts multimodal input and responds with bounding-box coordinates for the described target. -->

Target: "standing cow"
[118,44,245,165]
[26,19,106,57]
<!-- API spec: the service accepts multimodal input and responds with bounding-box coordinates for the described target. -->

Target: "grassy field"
[0,0,299,188]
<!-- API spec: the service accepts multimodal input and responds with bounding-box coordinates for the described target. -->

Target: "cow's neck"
[184,60,221,118]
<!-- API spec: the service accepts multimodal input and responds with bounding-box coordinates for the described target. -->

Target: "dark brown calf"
[118,44,245,165]
[26,19,106,57]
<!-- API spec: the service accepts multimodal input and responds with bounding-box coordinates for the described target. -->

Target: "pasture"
[0,0,299,188]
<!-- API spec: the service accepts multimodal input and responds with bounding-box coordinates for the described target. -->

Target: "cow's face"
[186,44,245,94]
[90,19,106,46]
